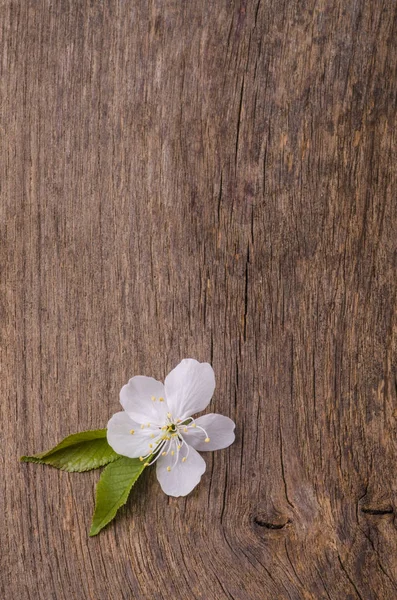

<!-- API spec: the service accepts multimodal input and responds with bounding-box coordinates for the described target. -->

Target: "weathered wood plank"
[1,1,396,598]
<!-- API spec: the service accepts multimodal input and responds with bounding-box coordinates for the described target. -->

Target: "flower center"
[136,413,210,471]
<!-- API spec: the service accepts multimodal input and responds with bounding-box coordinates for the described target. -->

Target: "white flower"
[107,358,235,497]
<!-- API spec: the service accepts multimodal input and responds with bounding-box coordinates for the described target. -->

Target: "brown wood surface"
[1,1,397,599]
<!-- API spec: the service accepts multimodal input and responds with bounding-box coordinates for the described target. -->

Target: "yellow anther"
[177,419,181,423]
[150,433,155,438]
[167,412,172,419]
[130,429,135,435]
[139,457,144,461]
[159,397,164,402]
[182,457,187,462]
[205,437,210,443]
[162,451,167,456]
[140,424,145,429]
[144,462,150,467]
[171,451,174,456]
[177,444,182,450]
[167,466,171,472]
[147,423,151,427]
[184,427,188,433]
[149,444,153,448]
[151,396,156,401]
[192,423,196,428]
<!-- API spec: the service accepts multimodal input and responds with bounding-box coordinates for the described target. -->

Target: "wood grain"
[1,1,397,598]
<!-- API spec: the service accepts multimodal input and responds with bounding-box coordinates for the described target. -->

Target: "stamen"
[159,397,164,402]
[178,436,190,463]
[171,451,174,456]
[130,429,135,435]
[167,412,171,419]
[140,424,145,429]
[167,466,171,472]
[192,423,211,441]
[140,439,170,467]
[149,444,153,448]
[151,396,156,401]
[150,433,155,438]
[170,438,183,470]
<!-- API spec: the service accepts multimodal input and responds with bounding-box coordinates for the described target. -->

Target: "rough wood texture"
[1,1,397,598]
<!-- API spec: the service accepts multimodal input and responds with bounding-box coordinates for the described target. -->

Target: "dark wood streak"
[1,0,397,598]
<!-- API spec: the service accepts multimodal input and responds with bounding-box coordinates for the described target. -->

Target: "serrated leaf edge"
[20,451,121,472]
[20,428,120,472]
[89,458,146,536]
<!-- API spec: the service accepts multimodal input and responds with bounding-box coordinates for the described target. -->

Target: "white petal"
[183,413,235,451]
[107,411,155,458]
[156,443,206,497]
[120,376,169,424]
[164,359,215,420]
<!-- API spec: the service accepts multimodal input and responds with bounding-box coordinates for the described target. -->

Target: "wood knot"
[360,505,393,516]
[359,493,394,517]
[253,517,291,530]
[252,506,291,531]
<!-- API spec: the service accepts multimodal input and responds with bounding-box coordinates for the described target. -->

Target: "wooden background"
[1,1,397,598]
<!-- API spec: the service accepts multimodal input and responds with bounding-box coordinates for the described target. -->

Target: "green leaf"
[89,456,146,536]
[20,429,120,472]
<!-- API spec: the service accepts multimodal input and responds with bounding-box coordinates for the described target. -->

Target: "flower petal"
[183,413,235,451]
[107,411,155,458]
[156,443,206,497]
[120,376,169,424]
[164,359,215,420]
